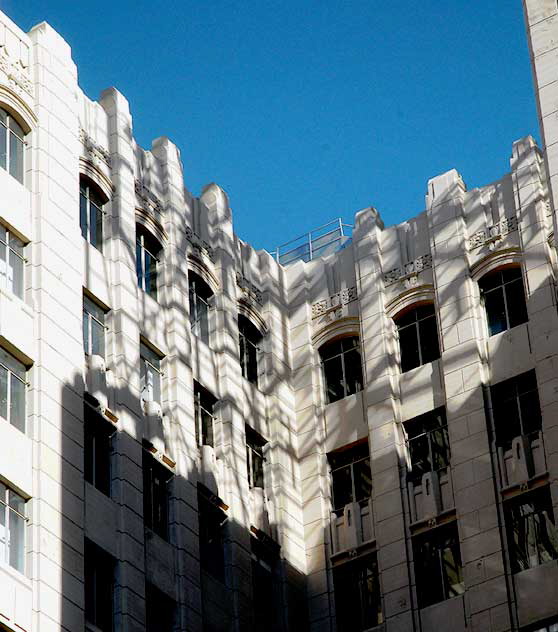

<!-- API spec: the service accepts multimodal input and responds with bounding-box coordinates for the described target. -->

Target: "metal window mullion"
[340,346,348,398]
[438,541,447,600]
[415,319,423,366]
[350,462,357,504]
[6,370,11,425]
[502,282,511,330]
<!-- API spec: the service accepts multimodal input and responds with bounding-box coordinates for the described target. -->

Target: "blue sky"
[2,1,538,253]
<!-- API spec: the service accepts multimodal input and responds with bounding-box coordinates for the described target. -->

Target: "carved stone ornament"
[80,128,111,167]
[0,45,32,97]
[185,226,215,262]
[383,254,433,286]
[468,215,519,251]
[236,272,263,306]
[311,286,358,319]
[135,179,164,216]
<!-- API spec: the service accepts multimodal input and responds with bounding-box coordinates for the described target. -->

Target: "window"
[146,583,175,632]
[246,426,266,489]
[189,271,213,345]
[413,522,464,608]
[84,404,114,496]
[405,407,450,482]
[251,536,278,630]
[198,488,227,582]
[491,370,542,450]
[525,620,558,632]
[143,451,172,540]
[238,314,262,385]
[83,295,106,358]
[0,348,26,433]
[0,225,24,299]
[479,266,528,336]
[80,178,105,252]
[329,442,372,516]
[319,336,363,404]
[136,225,162,300]
[194,381,216,448]
[85,539,115,632]
[505,487,558,574]
[394,303,440,373]
[140,341,163,406]
[0,108,25,184]
[333,553,383,631]
[0,482,25,573]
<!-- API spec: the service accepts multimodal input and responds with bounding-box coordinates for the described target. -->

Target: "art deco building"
[0,3,558,632]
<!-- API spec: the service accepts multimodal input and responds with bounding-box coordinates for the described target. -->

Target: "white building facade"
[0,3,558,632]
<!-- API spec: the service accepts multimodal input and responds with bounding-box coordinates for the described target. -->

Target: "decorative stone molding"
[0,45,32,97]
[312,316,360,349]
[469,247,522,282]
[468,215,519,251]
[236,272,263,306]
[188,253,219,294]
[135,207,168,247]
[238,298,268,335]
[312,286,358,319]
[383,254,432,287]
[79,157,114,202]
[185,226,215,262]
[80,128,111,168]
[385,285,435,319]
[135,179,164,216]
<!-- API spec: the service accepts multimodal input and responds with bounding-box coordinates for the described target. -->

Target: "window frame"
[0,482,26,574]
[0,225,25,299]
[80,178,105,252]
[84,403,115,497]
[83,295,107,359]
[404,407,450,482]
[246,426,266,490]
[193,380,217,448]
[479,265,528,337]
[328,442,372,516]
[0,348,27,433]
[136,226,162,300]
[238,314,262,386]
[189,271,213,345]
[319,335,364,404]
[140,341,163,406]
[84,538,115,632]
[143,451,172,541]
[394,303,440,373]
[0,108,25,184]
[198,489,228,583]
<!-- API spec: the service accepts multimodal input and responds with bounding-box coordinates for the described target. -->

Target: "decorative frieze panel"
[383,254,432,286]
[80,129,111,167]
[236,272,263,306]
[186,226,215,262]
[0,45,32,97]
[312,286,357,320]
[135,179,164,216]
[468,215,519,250]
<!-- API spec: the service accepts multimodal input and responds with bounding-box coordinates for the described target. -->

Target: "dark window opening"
[505,487,558,574]
[189,271,213,345]
[329,442,371,516]
[333,553,383,631]
[413,521,464,608]
[251,536,278,629]
[146,583,175,632]
[84,404,114,497]
[246,425,266,489]
[239,314,262,385]
[136,225,162,300]
[194,381,217,448]
[199,489,227,583]
[143,451,172,540]
[319,336,363,404]
[85,539,115,632]
[394,303,440,373]
[80,177,105,252]
[0,108,25,184]
[404,407,450,482]
[479,266,528,336]
[491,370,542,450]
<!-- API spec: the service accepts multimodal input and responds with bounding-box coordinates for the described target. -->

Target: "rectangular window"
[333,553,383,631]
[329,442,372,516]
[239,314,262,386]
[413,522,464,608]
[84,404,114,497]
[136,228,160,301]
[491,370,542,449]
[189,271,213,345]
[0,110,25,184]
[0,225,24,299]
[85,538,115,632]
[83,295,107,358]
[0,347,26,433]
[395,304,440,373]
[146,583,175,632]
[143,451,172,540]
[140,341,163,405]
[194,380,217,448]
[505,487,558,573]
[0,482,26,573]
[246,425,266,489]
[480,266,528,336]
[198,489,227,583]
[320,336,364,403]
[80,179,104,252]
[404,407,450,481]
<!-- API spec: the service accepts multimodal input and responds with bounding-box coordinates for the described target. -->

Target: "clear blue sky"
[2,1,538,253]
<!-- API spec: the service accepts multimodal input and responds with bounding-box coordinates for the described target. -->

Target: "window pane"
[419,314,440,364]
[0,121,6,172]
[10,375,25,432]
[8,507,24,573]
[9,248,23,298]
[0,239,6,291]
[251,449,264,489]
[353,458,372,503]
[95,427,112,496]
[91,318,105,358]
[0,365,8,421]
[84,414,94,485]
[147,251,158,299]
[506,277,528,329]
[519,388,542,436]
[198,298,209,344]
[442,536,464,598]
[431,427,451,470]
[323,355,345,403]
[0,494,6,565]
[80,191,88,240]
[484,287,507,335]
[398,324,420,372]
[246,339,258,384]
[343,347,363,396]
[136,241,143,289]
[408,434,431,479]
[149,365,161,404]
[83,311,90,354]
[332,465,353,511]
[9,132,23,183]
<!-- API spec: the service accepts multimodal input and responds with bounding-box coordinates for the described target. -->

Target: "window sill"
[0,558,31,587]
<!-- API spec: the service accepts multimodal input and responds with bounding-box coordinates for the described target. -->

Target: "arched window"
[478,266,527,336]
[189,271,213,345]
[80,176,106,252]
[0,107,25,184]
[394,303,440,373]
[136,224,162,300]
[238,314,262,385]
[319,336,363,404]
